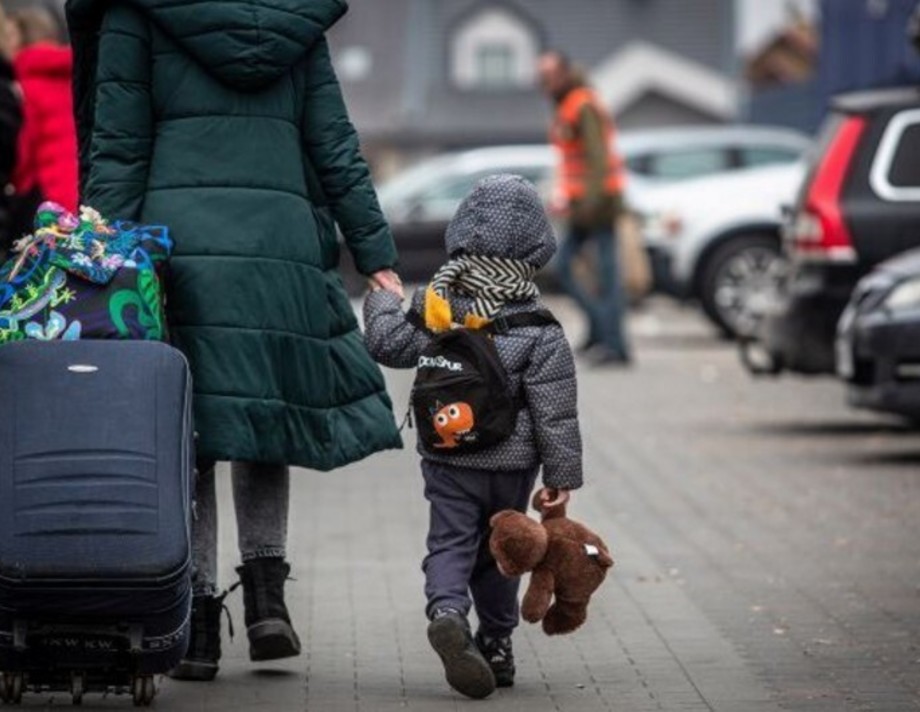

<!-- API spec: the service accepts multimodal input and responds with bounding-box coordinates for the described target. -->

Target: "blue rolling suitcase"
[0,340,194,706]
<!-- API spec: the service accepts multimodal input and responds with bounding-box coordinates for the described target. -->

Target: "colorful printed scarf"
[0,202,172,344]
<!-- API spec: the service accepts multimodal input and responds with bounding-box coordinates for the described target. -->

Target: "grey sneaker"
[427,610,496,699]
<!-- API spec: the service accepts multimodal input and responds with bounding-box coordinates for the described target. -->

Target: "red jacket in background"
[14,43,79,212]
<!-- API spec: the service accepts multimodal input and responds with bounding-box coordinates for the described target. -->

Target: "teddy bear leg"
[521,569,555,623]
[542,600,587,636]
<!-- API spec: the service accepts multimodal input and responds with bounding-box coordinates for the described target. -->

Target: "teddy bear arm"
[521,567,555,623]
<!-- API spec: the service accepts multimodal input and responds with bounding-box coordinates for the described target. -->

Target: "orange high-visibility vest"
[551,87,625,201]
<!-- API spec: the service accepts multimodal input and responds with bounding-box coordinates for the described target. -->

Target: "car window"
[625,154,652,176]
[869,108,920,201]
[412,166,550,221]
[419,175,479,204]
[887,122,920,187]
[647,149,730,180]
[739,147,802,169]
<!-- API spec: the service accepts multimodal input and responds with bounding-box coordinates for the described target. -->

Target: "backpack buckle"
[491,316,511,334]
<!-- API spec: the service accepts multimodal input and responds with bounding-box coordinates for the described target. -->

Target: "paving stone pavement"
[21,298,920,711]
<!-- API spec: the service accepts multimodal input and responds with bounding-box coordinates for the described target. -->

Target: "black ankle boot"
[168,594,226,681]
[475,632,515,687]
[236,558,301,662]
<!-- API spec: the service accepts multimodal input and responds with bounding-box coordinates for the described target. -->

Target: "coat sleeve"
[81,5,153,221]
[363,288,430,369]
[301,38,398,276]
[523,325,583,490]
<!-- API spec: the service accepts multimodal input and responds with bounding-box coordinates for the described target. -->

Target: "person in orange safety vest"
[539,50,631,365]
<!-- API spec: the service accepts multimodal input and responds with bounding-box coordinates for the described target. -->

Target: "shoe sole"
[168,659,218,682]
[248,619,302,662]
[428,618,496,700]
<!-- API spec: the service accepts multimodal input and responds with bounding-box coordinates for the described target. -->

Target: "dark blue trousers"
[422,459,539,637]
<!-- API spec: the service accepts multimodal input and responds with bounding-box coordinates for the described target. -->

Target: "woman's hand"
[369,269,405,299]
[534,487,571,512]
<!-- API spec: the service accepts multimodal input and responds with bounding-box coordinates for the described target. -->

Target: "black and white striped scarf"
[429,254,540,322]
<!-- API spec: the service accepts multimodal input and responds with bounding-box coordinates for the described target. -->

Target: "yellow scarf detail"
[423,286,491,333]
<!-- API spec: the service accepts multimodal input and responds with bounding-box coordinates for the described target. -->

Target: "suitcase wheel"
[131,675,156,707]
[70,672,84,706]
[0,671,23,705]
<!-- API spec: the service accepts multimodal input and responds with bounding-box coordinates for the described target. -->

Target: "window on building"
[476,44,515,87]
[452,7,538,90]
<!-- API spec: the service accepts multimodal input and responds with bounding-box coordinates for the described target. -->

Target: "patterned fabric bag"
[0,202,172,344]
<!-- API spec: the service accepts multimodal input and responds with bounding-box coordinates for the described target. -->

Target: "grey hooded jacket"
[364,175,583,490]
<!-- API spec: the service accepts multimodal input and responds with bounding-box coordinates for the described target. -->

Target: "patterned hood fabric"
[445,174,557,269]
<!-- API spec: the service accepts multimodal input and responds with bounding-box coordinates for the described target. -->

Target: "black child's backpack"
[406,309,558,453]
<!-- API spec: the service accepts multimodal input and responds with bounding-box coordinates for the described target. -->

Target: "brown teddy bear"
[489,493,613,635]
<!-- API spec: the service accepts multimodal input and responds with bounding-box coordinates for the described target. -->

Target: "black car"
[743,87,920,375]
[836,248,920,420]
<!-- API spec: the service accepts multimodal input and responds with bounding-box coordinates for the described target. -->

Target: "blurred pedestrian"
[67,0,403,683]
[11,7,78,213]
[0,3,22,259]
[364,175,582,699]
[538,50,631,365]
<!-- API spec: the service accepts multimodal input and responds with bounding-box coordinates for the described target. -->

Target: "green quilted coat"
[66,0,402,470]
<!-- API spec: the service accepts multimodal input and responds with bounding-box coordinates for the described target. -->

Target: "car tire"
[698,233,784,339]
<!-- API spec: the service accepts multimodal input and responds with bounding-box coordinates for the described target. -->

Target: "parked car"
[836,247,920,421]
[363,126,809,285]
[636,161,806,337]
[742,87,920,376]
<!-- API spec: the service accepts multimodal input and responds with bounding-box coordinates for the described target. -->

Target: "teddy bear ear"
[490,510,517,528]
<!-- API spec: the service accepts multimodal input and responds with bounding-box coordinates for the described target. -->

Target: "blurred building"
[746,0,920,133]
[329,0,738,175]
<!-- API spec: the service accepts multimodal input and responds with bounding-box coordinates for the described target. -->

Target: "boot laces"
[478,634,512,665]
[216,587,236,640]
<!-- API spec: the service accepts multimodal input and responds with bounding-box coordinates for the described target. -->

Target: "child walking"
[364,174,583,699]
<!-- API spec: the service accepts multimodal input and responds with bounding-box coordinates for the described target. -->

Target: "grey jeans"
[192,461,290,596]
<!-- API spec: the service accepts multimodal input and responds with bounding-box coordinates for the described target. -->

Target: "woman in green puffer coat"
[66,0,404,680]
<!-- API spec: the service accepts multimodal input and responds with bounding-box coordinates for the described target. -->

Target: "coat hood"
[444,174,557,269]
[66,0,347,91]
[15,43,73,80]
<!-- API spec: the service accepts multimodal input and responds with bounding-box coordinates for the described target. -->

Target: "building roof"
[329,0,737,147]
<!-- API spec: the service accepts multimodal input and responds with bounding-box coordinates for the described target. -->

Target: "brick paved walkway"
[26,299,920,710]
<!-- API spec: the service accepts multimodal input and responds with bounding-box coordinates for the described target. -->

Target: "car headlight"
[884,277,920,311]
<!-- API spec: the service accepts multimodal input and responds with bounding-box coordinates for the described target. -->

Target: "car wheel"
[699,234,785,338]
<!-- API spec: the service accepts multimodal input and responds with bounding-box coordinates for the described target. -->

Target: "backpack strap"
[406,309,426,331]
[482,309,559,335]
[405,308,558,335]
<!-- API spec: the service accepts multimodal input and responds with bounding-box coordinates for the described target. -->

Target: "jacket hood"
[445,174,556,269]
[66,0,347,91]
[15,43,73,80]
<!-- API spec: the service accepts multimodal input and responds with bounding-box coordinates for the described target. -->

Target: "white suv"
[370,126,809,291]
